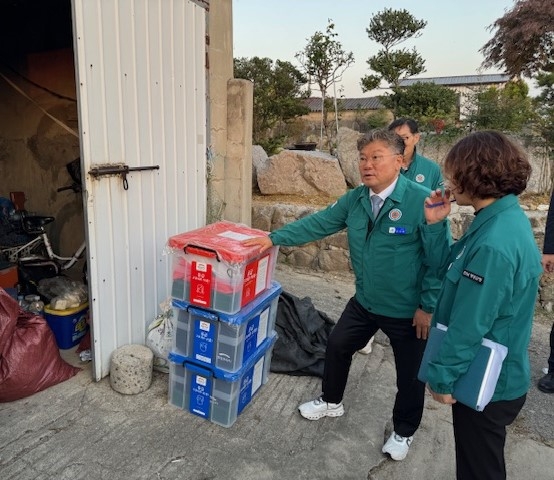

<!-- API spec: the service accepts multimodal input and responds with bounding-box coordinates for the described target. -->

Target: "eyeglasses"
[359,153,401,165]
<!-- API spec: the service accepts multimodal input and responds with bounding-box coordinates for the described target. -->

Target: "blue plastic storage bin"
[168,334,276,428]
[171,281,281,372]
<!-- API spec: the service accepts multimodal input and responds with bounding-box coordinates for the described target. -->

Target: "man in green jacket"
[389,118,443,190]
[244,129,450,461]
[358,118,444,356]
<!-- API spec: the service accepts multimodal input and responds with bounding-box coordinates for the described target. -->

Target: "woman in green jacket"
[423,131,542,479]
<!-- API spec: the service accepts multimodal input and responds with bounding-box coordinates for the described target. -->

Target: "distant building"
[302,96,391,132]
[398,73,512,118]
[300,73,511,132]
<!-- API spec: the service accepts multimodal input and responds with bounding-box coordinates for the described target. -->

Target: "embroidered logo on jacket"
[462,270,484,284]
[415,174,425,183]
[389,208,402,221]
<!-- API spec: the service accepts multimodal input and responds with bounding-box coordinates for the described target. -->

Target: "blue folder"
[418,324,508,412]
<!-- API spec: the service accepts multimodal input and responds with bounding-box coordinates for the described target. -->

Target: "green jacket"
[421,195,542,401]
[402,152,443,190]
[269,174,449,318]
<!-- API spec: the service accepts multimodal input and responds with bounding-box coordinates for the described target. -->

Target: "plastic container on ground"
[43,302,89,349]
[28,295,45,314]
[171,281,281,372]
[168,333,276,428]
[167,221,279,314]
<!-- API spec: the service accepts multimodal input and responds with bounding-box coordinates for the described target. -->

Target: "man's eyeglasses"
[359,153,401,165]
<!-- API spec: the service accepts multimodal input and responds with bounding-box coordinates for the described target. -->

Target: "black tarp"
[270,291,335,378]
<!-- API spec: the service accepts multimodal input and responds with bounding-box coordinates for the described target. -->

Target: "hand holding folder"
[418,324,508,412]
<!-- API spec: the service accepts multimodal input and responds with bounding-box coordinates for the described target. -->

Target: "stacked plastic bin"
[166,221,281,427]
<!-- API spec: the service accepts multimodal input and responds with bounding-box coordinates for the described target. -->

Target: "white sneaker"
[358,337,374,354]
[298,395,345,420]
[382,432,413,461]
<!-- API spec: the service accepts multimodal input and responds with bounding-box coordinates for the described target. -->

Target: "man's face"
[393,124,420,163]
[358,140,403,194]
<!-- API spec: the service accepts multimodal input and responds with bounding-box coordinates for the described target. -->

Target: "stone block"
[110,344,154,395]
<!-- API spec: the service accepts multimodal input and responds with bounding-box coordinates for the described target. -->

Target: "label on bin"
[190,261,213,307]
[238,357,264,415]
[193,320,215,364]
[241,254,270,307]
[243,316,261,364]
[189,373,212,418]
[242,307,270,364]
[72,314,88,342]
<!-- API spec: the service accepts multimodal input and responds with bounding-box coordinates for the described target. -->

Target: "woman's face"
[444,175,472,206]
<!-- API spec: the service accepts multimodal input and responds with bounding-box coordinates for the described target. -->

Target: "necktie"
[371,194,382,218]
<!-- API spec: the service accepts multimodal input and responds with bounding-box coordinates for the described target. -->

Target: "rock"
[257,149,347,197]
[252,145,268,189]
[336,127,362,188]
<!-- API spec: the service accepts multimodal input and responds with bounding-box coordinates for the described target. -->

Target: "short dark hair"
[388,118,419,134]
[357,129,405,155]
[444,131,531,198]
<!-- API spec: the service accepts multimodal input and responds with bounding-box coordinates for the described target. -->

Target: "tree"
[465,79,536,132]
[234,56,309,153]
[361,8,427,92]
[296,19,354,150]
[481,0,554,78]
[534,72,554,143]
[381,82,458,131]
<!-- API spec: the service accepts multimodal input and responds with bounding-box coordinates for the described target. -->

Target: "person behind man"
[389,117,443,189]
[358,118,443,355]
[243,129,450,461]
[538,188,554,393]
[423,131,542,479]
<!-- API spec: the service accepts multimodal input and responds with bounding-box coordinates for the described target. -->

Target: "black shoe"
[538,372,554,393]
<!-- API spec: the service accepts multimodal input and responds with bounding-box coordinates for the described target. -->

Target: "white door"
[71,0,208,380]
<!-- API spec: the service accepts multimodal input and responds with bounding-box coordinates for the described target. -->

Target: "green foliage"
[258,135,287,156]
[534,72,554,143]
[366,49,425,88]
[381,82,458,128]
[365,108,391,130]
[295,20,354,96]
[465,79,536,132]
[361,8,427,92]
[234,56,309,148]
[296,20,354,150]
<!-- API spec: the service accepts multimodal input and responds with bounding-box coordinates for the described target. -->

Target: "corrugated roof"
[304,96,384,112]
[398,74,511,87]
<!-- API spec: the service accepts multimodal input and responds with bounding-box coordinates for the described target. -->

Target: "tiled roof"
[398,74,511,87]
[304,96,384,112]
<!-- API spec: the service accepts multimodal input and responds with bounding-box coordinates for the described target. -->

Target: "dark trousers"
[321,297,426,437]
[452,394,526,480]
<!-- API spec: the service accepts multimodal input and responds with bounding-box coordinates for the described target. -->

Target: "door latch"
[88,164,160,190]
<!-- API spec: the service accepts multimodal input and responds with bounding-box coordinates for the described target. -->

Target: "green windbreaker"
[421,195,542,401]
[269,174,450,318]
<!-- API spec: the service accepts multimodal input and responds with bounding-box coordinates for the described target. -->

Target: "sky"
[232,0,530,98]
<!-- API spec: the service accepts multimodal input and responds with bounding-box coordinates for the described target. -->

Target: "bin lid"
[168,333,277,381]
[167,221,271,264]
[44,302,89,315]
[172,281,282,325]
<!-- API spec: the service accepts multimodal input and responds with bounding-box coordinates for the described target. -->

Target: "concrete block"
[110,344,154,395]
